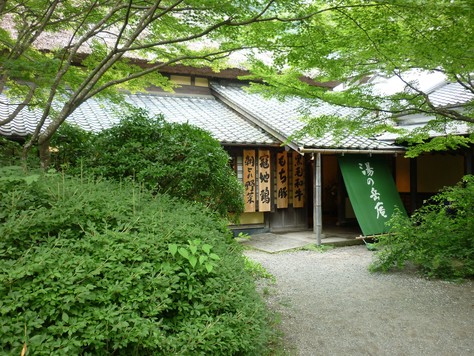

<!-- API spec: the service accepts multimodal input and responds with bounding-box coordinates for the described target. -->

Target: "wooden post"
[314,152,322,246]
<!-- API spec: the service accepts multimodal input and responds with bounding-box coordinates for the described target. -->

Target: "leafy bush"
[56,109,244,219]
[0,167,270,354]
[243,256,275,281]
[0,137,28,166]
[370,175,474,279]
[49,122,94,171]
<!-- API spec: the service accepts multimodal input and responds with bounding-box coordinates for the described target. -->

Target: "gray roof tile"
[0,92,277,146]
[429,82,474,107]
[211,82,399,150]
[374,81,474,142]
[0,100,48,137]
[125,94,276,145]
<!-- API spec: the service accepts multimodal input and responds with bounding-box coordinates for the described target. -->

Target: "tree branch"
[84,47,254,100]
[454,74,474,94]
[0,82,36,126]
[391,70,474,124]
[24,1,127,149]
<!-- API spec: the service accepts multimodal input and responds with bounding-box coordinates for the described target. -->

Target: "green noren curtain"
[338,155,407,236]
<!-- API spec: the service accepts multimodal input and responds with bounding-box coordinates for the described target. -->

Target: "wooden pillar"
[314,153,322,245]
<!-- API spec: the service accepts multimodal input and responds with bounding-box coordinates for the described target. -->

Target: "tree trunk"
[38,138,51,170]
[22,133,52,170]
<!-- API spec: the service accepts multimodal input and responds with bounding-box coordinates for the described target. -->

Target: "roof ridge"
[132,91,216,100]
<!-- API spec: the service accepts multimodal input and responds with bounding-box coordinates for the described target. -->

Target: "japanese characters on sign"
[243,149,256,212]
[258,150,272,212]
[292,151,305,208]
[241,149,305,212]
[276,152,289,208]
[339,155,407,236]
[358,161,387,219]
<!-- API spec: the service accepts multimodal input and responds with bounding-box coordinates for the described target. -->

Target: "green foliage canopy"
[2,1,473,162]
[0,0,306,166]
[243,0,474,155]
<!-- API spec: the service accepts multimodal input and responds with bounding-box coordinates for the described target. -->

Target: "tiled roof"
[368,71,473,108]
[0,98,47,137]
[378,111,473,142]
[379,83,474,142]
[0,82,412,151]
[429,82,474,107]
[0,92,277,146]
[125,94,276,145]
[211,82,401,151]
[379,82,474,142]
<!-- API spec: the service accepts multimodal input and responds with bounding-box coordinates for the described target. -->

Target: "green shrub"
[243,256,275,281]
[0,137,21,166]
[0,167,270,354]
[370,175,474,279]
[49,122,94,171]
[55,109,244,219]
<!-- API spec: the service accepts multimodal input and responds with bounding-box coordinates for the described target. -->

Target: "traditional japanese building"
[377,79,474,213]
[1,70,472,239]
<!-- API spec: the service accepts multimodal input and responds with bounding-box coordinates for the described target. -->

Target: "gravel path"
[245,245,474,356]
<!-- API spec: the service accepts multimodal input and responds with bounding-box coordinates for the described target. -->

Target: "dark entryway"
[307,154,358,231]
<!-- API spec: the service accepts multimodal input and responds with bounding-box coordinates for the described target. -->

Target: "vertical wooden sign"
[293,151,305,208]
[258,150,271,212]
[243,149,256,212]
[276,151,289,208]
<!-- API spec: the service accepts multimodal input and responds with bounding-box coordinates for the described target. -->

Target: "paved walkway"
[239,227,363,253]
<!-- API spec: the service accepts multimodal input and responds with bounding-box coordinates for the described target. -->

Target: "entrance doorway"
[307,154,358,230]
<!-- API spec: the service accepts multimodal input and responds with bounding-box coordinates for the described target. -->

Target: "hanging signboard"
[243,149,256,212]
[338,155,407,236]
[292,152,305,208]
[258,150,272,212]
[276,151,289,208]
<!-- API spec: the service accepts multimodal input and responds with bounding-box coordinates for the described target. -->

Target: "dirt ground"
[245,245,474,356]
